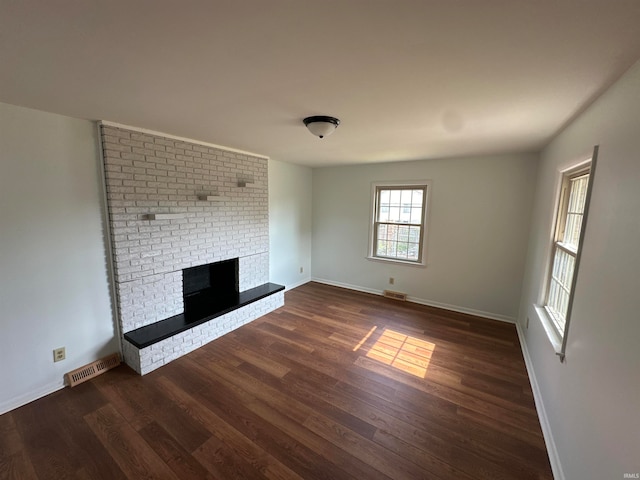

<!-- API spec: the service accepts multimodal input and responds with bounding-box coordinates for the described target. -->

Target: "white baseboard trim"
[312,277,382,296]
[407,296,515,324]
[311,277,516,324]
[0,381,65,415]
[284,278,312,291]
[515,323,564,480]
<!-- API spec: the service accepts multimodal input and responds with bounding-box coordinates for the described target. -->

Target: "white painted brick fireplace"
[100,123,283,374]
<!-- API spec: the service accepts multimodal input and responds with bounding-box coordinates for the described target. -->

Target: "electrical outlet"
[53,347,66,362]
[300,266,304,274]
[389,277,395,285]
[525,317,530,329]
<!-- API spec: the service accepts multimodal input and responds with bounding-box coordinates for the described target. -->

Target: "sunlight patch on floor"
[364,329,435,378]
[353,326,378,352]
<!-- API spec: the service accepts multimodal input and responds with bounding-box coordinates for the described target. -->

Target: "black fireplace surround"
[123,258,284,349]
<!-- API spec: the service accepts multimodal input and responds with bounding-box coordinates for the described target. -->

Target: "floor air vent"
[65,353,121,387]
[383,290,408,301]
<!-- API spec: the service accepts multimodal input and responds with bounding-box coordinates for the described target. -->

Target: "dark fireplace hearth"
[123,256,284,351]
[183,258,239,323]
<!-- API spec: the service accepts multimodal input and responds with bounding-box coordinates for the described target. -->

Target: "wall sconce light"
[303,116,340,138]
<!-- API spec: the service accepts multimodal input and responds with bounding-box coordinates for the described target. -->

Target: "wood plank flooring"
[0,282,553,479]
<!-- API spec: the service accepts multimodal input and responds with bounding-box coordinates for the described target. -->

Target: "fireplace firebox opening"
[183,258,239,322]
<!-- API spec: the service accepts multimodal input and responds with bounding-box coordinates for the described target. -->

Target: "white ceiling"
[2,1,640,167]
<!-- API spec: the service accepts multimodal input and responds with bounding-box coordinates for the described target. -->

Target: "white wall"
[0,103,119,413]
[268,159,312,289]
[519,61,640,479]
[312,154,538,320]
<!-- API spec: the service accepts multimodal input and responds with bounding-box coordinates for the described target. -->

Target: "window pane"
[548,246,576,331]
[378,206,389,222]
[377,188,425,226]
[408,226,421,243]
[396,242,408,259]
[377,240,387,256]
[563,174,589,248]
[412,189,423,206]
[400,189,412,206]
[389,206,401,222]
[388,224,398,241]
[569,175,588,214]
[380,189,390,206]
[410,206,422,224]
[375,223,423,261]
[378,224,388,239]
[371,185,428,263]
[407,243,420,261]
[398,225,409,242]
[564,213,582,247]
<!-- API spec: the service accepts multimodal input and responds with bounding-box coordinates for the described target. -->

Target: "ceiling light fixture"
[303,115,340,138]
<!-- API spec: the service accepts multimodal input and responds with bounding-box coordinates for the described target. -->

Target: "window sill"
[366,256,426,268]
[533,304,564,356]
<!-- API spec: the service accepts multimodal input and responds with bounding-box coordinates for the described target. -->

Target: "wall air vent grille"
[65,353,121,387]
[383,290,408,301]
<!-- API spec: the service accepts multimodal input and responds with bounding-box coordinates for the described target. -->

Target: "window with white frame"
[544,163,592,338]
[369,182,430,265]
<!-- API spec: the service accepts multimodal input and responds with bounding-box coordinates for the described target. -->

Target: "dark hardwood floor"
[0,282,553,479]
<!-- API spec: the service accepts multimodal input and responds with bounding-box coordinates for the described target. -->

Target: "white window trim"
[367,180,432,267]
[535,147,598,361]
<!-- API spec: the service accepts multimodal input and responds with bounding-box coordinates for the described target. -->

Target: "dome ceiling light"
[303,115,340,138]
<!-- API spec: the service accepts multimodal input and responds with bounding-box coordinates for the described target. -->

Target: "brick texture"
[101,124,277,373]
[125,292,284,375]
